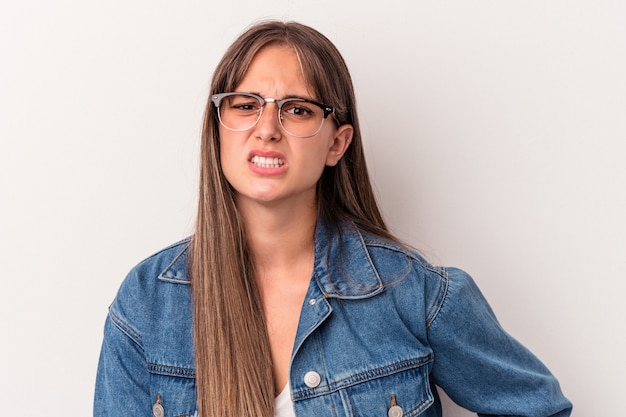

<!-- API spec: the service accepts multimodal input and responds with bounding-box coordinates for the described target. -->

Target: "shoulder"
[352,226,479,323]
[101,238,197,392]
[113,237,191,306]
[107,238,193,344]
[125,237,192,285]
[356,226,450,285]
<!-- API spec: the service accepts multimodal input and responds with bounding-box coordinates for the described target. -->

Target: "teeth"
[251,155,284,168]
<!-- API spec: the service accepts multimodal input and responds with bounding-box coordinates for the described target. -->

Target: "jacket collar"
[158,240,191,284]
[312,220,384,299]
[157,221,385,299]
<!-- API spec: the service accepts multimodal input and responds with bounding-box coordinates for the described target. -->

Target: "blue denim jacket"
[95,221,572,417]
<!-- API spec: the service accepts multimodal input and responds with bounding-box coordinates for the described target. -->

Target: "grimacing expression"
[218,44,353,208]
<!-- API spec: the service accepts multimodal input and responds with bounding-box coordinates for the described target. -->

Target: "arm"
[94,308,152,417]
[427,268,572,417]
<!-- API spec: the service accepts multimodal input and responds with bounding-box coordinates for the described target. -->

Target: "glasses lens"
[216,94,328,138]
[280,100,325,138]
[218,94,263,131]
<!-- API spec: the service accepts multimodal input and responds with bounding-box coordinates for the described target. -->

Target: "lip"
[247,149,287,176]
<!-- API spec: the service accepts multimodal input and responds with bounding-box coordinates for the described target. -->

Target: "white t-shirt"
[274,383,296,417]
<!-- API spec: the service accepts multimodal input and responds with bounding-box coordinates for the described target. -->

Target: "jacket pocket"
[148,362,197,417]
[292,356,434,417]
[338,362,434,417]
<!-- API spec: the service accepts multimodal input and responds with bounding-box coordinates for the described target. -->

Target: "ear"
[325,124,353,166]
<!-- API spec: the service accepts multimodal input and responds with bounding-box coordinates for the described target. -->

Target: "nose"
[254,102,282,142]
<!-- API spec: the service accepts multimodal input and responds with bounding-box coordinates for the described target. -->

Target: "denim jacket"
[95,221,572,417]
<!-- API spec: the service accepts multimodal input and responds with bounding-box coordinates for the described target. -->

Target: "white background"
[1,1,624,416]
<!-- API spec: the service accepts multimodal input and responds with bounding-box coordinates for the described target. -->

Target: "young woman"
[95,21,572,417]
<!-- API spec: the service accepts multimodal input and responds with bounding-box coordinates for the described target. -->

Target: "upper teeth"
[251,155,284,168]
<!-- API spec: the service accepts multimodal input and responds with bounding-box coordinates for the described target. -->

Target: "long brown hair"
[191,21,394,417]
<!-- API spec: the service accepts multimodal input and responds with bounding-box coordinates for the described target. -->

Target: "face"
[218,44,353,210]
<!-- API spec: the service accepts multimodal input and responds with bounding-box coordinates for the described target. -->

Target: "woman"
[95,21,572,417]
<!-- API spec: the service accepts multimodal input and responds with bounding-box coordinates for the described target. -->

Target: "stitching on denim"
[361,236,447,275]
[158,240,192,283]
[320,286,385,300]
[425,268,450,328]
[353,233,452,328]
[425,269,449,328]
[339,388,355,417]
[354,225,384,286]
[291,275,333,365]
[318,224,444,299]
[401,362,435,416]
[362,237,449,287]
[148,363,196,379]
[316,224,384,298]
[369,238,451,328]
[108,306,143,349]
[334,356,433,387]
[314,331,330,395]
[367,241,443,277]
[158,276,192,285]
[367,251,414,290]
[404,396,433,417]
[292,355,433,400]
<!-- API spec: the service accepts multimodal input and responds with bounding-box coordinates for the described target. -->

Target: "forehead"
[234,44,313,97]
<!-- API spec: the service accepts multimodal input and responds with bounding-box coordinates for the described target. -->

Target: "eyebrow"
[243,91,316,102]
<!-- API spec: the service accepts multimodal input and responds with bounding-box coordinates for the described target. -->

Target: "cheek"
[299,143,332,178]
[218,127,245,159]
[218,138,238,180]
[309,136,334,167]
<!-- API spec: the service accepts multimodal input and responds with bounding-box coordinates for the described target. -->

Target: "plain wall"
[1,1,624,416]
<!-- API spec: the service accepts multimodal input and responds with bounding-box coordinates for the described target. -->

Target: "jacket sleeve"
[94,307,152,417]
[426,268,572,417]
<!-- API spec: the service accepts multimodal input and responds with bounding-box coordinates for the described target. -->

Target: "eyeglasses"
[211,92,335,138]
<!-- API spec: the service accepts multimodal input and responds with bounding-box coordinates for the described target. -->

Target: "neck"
[237,195,318,279]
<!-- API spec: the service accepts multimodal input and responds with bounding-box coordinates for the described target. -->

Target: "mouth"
[250,155,285,168]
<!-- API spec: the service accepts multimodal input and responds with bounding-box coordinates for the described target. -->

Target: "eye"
[227,95,261,113]
[282,101,317,118]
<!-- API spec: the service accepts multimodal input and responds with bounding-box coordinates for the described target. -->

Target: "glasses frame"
[211,92,335,138]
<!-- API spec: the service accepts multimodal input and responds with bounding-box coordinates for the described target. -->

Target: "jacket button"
[153,401,165,417]
[303,371,321,388]
[388,405,403,417]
